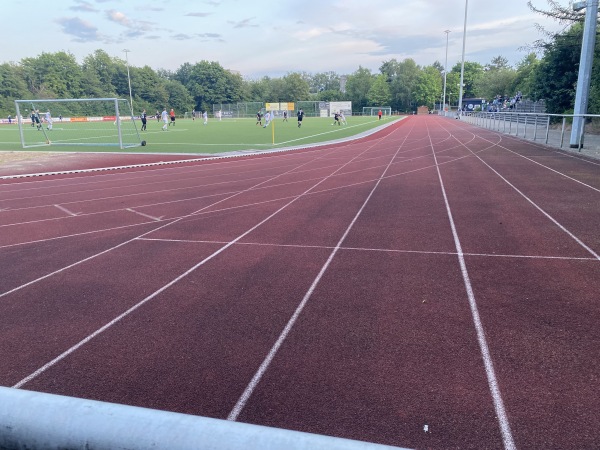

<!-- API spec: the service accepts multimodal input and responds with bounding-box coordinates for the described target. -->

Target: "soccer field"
[0,116,402,155]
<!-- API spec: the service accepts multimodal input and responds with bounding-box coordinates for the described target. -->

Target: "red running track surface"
[1,116,599,449]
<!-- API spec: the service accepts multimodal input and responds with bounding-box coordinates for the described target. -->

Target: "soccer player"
[283,111,288,122]
[161,108,168,131]
[297,109,304,128]
[169,108,176,126]
[140,109,147,131]
[45,110,53,130]
[378,109,382,120]
[203,111,208,125]
[256,111,262,126]
[33,110,42,130]
[263,111,271,128]
[340,111,347,125]
[332,112,340,126]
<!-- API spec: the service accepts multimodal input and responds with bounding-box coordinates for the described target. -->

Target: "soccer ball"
[141,140,147,146]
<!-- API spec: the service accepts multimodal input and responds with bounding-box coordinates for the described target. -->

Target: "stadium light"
[442,30,451,115]
[570,0,599,148]
[457,0,468,117]
[123,49,134,116]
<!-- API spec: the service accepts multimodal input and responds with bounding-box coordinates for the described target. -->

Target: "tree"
[282,72,310,101]
[309,71,341,93]
[82,50,118,96]
[451,61,484,99]
[380,58,421,112]
[0,63,29,114]
[512,53,541,98]
[163,79,193,114]
[414,66,442,109]
[531,23,580,113]
[20,52,85,98]
[183,61,243,111]
[367,74,391,106]
[345,66,374,112]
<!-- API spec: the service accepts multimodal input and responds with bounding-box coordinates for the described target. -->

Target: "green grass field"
[0,115,403,155]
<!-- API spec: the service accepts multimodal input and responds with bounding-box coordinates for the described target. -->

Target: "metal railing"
[454,111,600,158]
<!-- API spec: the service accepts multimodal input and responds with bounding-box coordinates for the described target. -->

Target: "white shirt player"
[45,111,53,130]
[161,109,169,130]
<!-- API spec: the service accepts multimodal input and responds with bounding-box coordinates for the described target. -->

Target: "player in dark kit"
[256,111,262,126]
[297,109,304,128]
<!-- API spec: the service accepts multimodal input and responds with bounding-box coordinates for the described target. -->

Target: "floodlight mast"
[569,0,599,148]
[457,0,468,116]
[442,30,451,114]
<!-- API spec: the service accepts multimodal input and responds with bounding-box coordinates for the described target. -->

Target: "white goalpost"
[14,98,144,149]
[362,107,392,117]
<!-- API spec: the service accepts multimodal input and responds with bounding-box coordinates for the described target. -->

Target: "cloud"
[186,12,213,17]
[106,10,132,27]
[55,17,102,42]
[70,0,97,12]
[228,17,258,29]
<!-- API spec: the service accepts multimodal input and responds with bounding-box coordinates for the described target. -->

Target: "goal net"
[14,98,143,149]
[362,107,392,117]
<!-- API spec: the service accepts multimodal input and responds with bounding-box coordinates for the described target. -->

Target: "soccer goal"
[14,98,144,149]
[362,107,392,117]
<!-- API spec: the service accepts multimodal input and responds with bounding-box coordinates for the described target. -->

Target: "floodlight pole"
[457,0,468,117]
[123,49,134,116]
[442,30,451,115]
[569,0,599,148]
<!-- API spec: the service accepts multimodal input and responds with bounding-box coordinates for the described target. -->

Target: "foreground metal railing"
[0,386,408,450]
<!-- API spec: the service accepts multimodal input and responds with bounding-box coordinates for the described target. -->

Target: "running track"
[1,116,599,449]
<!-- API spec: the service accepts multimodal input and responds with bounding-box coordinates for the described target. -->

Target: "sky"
[3,0,570,79]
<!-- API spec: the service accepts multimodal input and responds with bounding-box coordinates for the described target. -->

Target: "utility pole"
[570,0,599,149]
[442,30,451,115]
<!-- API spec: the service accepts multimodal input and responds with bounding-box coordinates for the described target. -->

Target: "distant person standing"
[140,109,147,131]
[378,109,382,120]
[283,111,288,122]
[297,109,304,128]
[203,111,208,125]
[156,110,160,122]
[7,115,12,124]
[256,111,262,126]
[161,108,168,131]
[169,108,176,126]
[30,111,35,127]
[192,109,196,121]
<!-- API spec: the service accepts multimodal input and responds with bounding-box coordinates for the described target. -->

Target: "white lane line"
[54,204,79,216]
[126,208,163,221]
[455,134,600,262]
[136,238,599,261]
[227,123,412,422]
[427,120,517,450]
[1,144,346,298]
[12,135,389,388]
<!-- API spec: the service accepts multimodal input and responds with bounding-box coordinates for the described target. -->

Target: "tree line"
[0,19,597,117]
